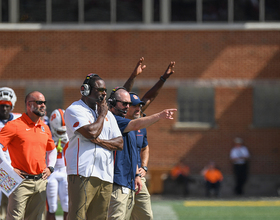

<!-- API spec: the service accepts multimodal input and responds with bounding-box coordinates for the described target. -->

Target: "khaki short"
[108,184,135,220]
[7,178,47,220]
[130,177,153,220]
[68,175,112,220]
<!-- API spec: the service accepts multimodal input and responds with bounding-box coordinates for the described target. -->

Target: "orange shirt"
[171,165,190,178]
[0,113,56,175]
[204,169,223,183]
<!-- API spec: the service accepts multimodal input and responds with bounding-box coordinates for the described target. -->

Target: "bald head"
[25,91,47,122]
[109,88,131,117]
[114,89,130,101]
[25,91,44,104]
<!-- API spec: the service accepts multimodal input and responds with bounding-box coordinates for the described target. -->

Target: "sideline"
[184,200,280,207]
[152,204,179,220]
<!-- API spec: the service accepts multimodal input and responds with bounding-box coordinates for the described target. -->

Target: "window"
[265,0,280,21]
[171,0,196,22]
[1,0,8,22]
[52,0,79,22]
[177,87,215,128]
[19,0,46,23]
[253,86,280,128]
[203,0,228,22]
[84,0,110,22]
[116,0,143,22]
[25,87,63,119]
[234,0,259,21]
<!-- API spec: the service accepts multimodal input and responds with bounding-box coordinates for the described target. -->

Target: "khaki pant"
[108,184,135,220]
[0,194,8,220]
[130,177,153,220]
[68,175,112,220]
[7,178,47,220]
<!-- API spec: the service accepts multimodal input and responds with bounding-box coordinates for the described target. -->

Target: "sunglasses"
[95,88,107,93]
[29,100,47,105]
[116,100,132,107]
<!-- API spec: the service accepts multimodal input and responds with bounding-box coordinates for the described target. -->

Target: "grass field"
[56,196,280,220]
[152,197,280,220]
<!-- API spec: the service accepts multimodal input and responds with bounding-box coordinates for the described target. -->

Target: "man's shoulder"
[11,113,22,120]
[66,100,86,114]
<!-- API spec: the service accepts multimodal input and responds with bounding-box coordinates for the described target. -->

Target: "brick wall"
[1,29,280,178]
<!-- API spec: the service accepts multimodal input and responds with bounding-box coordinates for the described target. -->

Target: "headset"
[108,86,127,107]
[80,73,99,96]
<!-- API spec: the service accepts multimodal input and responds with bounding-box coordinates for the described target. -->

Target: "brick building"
[0,24,280,195]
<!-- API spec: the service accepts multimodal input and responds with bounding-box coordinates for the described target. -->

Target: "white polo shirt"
[65,99,121,183]
[230,146,250,164]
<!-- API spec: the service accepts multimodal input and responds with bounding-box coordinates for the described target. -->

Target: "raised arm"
[123,57,146,92]
[123,108,177,133]
[141,61,175,112]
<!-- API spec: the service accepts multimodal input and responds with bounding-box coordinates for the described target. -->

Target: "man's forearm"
[140,146,149,167]
[123,76,136,92]
[77,114,106,139]
[141,80,165,112]
[91,136,123,151]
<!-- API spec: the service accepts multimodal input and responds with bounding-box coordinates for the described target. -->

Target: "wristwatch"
[135,173,142,178]
[48,166,54,173]
[142,166,148,173]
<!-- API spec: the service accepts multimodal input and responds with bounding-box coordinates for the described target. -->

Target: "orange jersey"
[0,113,56,175]
[204,169,223,183]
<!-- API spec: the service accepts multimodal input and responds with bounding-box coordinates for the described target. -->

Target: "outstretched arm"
[123,57,146,92]
[141,61,175,112]
[124,108,177,133]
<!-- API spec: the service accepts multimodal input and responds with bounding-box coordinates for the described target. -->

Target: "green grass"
[151,198,280,220]
[56,197,280,220]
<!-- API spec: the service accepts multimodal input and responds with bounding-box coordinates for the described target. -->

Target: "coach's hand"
[135,175,143,195]
[14,168,27,179]
[42,167,51,180]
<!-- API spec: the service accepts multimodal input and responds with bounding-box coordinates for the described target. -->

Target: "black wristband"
[160,76,166,82]
[142,166,148,172]
[135,173,142,178]
[48,166,54,173]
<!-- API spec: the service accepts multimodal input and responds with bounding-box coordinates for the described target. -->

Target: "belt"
[23,173,43,180]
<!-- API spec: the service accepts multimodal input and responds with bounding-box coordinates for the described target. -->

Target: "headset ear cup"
[108,97,116,106]
[80,84,91,96]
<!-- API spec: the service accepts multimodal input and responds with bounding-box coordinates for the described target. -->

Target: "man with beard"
[0,91,57,220]
[123,58,175,220]
[108,86,176,220]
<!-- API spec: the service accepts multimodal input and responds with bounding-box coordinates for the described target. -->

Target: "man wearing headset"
[124,58,175,220]
[107,62,176,219]
[64,74,123,220]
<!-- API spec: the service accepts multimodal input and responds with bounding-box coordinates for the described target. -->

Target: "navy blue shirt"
[135,128,148,168]
[113,115,138,190]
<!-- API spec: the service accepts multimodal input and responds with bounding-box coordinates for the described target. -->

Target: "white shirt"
[64,99,121,183]
[230,145,250,164]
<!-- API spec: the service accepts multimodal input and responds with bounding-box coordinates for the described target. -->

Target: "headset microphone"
[113,106,127,114]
